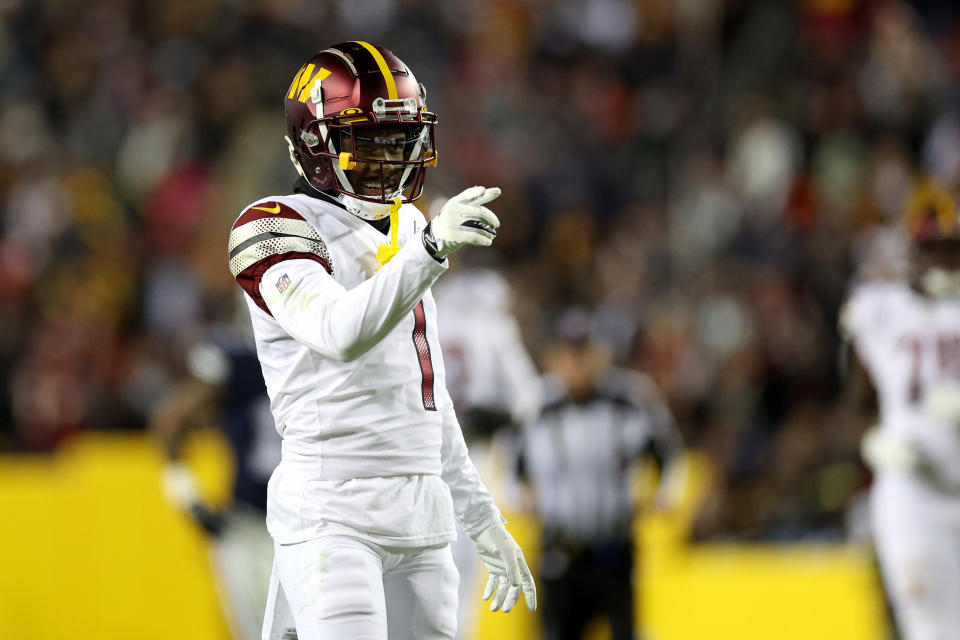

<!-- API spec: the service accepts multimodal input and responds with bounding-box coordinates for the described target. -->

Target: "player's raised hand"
[471,521,537,613]
[423,186,501,259]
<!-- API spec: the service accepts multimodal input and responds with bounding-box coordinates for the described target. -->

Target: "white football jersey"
[432,268,541,425]
[844,280,960,487]
[228,193,500,547]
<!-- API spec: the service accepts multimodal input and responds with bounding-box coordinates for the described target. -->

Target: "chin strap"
[376,198,403,269]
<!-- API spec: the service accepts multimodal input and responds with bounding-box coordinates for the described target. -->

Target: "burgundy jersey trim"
[230,199,335,316]
[234,201,305,228]
[236,252,332,317]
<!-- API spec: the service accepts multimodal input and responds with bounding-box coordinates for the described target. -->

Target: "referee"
[519,308,684,640]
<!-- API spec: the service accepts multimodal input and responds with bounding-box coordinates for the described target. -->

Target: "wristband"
[422,223,444,262]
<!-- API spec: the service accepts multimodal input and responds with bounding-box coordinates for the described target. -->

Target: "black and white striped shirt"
[519,369,682,546]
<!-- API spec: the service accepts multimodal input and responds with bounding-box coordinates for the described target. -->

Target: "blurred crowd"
[3,0,960,541]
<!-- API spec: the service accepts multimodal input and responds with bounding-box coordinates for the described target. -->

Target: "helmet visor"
[301,115,437,203]
[343,125,429,160]
[337,123,432,200]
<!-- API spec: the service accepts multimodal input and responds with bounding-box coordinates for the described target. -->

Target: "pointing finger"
[467,186,501,206]
[452,185,485,203]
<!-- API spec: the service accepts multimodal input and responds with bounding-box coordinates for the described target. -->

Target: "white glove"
[861,426,921,472]
[161,462,200,509]
[471,521,537,613]
[925,380,960,429]
[423,186,501,259]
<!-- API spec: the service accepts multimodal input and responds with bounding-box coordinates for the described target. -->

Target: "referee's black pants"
[540,541,635,640]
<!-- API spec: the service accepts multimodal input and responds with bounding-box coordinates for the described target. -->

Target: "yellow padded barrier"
[0,432,233,640]
[636,453,887,640]
[0,437,886,640]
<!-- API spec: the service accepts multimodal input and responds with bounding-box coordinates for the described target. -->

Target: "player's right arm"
[229,187,500,362]
[258,245,445,363]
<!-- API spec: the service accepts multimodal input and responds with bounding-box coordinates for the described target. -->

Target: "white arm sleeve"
[259,240,447,362]
[438,385,503,536]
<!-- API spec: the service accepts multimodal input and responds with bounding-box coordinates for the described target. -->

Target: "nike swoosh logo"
[252,203,281,214]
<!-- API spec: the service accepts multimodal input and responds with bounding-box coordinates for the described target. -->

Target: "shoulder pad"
[229,200,332,279]
[229,199,333,316]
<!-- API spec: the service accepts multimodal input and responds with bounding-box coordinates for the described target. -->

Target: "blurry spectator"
[519,308,684,640]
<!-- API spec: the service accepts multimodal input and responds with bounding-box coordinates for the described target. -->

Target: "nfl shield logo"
[275,274,291,293]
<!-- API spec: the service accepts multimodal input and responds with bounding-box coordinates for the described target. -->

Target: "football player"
[227,42,535,640]
[151,328,280,640]
[842,177,960,640]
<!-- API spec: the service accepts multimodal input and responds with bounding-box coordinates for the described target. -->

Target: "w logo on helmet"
[288,64,331,104]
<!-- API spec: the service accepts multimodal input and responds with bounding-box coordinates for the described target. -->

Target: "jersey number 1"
[412,301,437,411]
[899,334,960,405]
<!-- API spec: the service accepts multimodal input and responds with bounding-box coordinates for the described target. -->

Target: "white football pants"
[872,473,960,640]
[263,534,459,640]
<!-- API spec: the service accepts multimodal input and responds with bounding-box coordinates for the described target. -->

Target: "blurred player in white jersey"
[843,178,960,640]
[151,326,280,640]
[432,266,541,638]
[227,42,535,640]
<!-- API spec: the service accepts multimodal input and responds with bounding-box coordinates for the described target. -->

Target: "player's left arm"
[838,292,917,473]
[437,388,501,534]
[437,385,537,613]
[149,342,230,535]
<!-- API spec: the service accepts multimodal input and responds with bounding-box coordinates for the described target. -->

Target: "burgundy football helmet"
[903,177,960,297]
[284,41,437,208]
[904,177,960,244]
